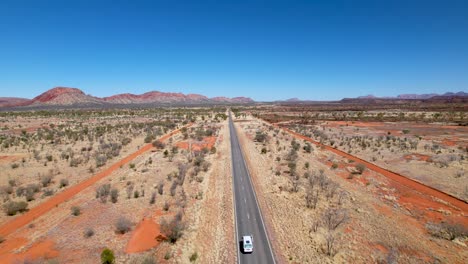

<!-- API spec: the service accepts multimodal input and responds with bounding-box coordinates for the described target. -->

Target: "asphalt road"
[229,115,276,264]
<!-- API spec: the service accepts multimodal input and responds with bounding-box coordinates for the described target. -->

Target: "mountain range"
[0,87,466,108]
[0,87,254,108]
[356,91,468,100]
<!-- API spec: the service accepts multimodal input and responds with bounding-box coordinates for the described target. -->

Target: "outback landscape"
[0,87,466,263]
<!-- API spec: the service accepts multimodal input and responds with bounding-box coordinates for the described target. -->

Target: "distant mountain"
[396,93,438,99]
[29,87,103,106]
[357,95,378,99]
[0,87,255,108]
[345,91,467,101]
[0,97,30,108]
[103,91,211,104]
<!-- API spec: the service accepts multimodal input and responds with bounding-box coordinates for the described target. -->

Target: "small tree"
[101,248,115,264]
[322,208,348,231]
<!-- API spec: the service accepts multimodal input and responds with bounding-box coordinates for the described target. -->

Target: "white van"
[242,235,253,253]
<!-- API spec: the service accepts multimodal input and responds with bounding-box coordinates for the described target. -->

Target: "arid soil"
[234,116,467,263]
[285,120,468,201]
[0,109,234,263]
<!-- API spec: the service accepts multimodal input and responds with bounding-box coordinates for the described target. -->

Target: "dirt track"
[276,126,468,213]
[0,125,189,238]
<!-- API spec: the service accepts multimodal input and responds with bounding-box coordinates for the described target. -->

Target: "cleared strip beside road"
[229,115,276,264]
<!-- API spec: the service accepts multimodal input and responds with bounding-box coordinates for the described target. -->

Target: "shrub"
[331,162,339,169]
[115,217,132,234]
[59,178,69,188]
[163,201,170,211]
[110,188,119,203]
[303,143,312,153]
[160,213,185,243]
[8,179,16,187]
[170,181,177,196]
[96,184,111,203]
[426,221,468,240]
[84,227,95,238]
[152,140,165,149]
[189,252,198,262]
[261,147,267,154]
[254,132,267,143]
[101,248,115,264]
[129,163,135,169]
[25,188,35,201]
[0,236,5,244]
[11,163,19,169]
[210,146,217,154]
[71,206,81,216]
[42,188,54,197]
[142,255,157,264]
[355,164,366,174]
[149,192,156,204]
[4,201,28,216]
[157,181,164,195]
[41,175,53,187]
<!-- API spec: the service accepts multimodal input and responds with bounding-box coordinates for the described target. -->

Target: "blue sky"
[0,0,467,101]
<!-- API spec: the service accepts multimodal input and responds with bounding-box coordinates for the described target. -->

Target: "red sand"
[125,218,161,253]
[175,136,216,152]
[2,239,59,264]
[403,153,431,162]
[0,124,191,238]
[0,155,23,164]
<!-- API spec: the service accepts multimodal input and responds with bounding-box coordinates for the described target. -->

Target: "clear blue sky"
[0,0,467,101]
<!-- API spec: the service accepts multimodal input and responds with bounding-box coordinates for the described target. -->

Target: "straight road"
[229,114,276,264]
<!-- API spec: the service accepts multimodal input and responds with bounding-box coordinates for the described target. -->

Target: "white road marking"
[247,213,250,219]
[244,198,247,204]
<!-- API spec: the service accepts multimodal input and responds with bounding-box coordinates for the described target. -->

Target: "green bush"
[101,248,115,264]
[189,252,198,262]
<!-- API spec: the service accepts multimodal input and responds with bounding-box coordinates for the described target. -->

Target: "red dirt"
[0,155,23,164]
[125,218,162,253]
[441,139,457,146]
[2,239,59,263]
[0,124,191,238]
[277,126,468,218]
[403,153,431,162]
[175,136,216,152]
